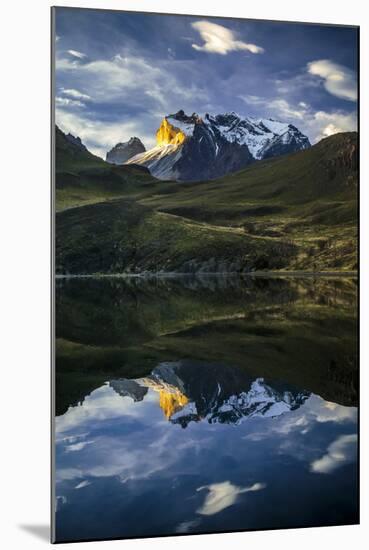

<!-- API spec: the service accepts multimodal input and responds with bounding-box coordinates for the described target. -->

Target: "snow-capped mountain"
[110,361,310,428]
[125,110,311,181]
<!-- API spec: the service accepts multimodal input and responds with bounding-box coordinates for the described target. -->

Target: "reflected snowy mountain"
[54,277,358,542]
[55,363,357,542]
[109,361,310,428]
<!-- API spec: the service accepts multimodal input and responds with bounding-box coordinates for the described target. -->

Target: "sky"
[54,8,358,158]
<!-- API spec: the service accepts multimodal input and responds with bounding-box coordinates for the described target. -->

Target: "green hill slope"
[148,132,357,220]
[55,131,358,274]
[54,126,161,210]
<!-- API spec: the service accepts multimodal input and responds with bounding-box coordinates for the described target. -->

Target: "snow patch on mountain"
[173,377,309,426]
[166,116,196,137]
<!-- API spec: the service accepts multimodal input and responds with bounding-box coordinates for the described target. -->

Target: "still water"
[54,276,358,542]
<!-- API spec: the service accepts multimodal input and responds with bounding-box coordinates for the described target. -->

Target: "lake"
[54,275,358,542]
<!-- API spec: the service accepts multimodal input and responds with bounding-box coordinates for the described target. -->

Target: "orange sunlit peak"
[156,118,186,146]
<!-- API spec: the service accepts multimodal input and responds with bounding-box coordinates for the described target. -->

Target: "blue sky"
[54,8,358,158]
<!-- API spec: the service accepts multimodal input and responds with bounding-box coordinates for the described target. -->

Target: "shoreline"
[55,270,357,280]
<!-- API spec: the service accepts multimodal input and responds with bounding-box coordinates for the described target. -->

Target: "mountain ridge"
[125,110,310,181]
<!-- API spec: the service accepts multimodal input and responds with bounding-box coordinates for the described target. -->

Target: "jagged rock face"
[177,119,255,181]
[64,131,88,152]
[106,137,146,164]
[258,124,311,159]
[125,110,311,181]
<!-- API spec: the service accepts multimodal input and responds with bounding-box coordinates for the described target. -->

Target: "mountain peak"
[155,110,206,147]
[170,110,201,122]
[126,110,311,181]
[62,128,88,152]
[156,117,187,146]
[128,136,144,145]
[106,136,146,164]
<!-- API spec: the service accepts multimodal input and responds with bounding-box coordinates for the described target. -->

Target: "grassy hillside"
[55,126,161,210]
[55,130,358,273]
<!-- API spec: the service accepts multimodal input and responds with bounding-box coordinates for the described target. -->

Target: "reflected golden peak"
[159,389,189,419]
[156,118,186,146]
[139,377,189,419]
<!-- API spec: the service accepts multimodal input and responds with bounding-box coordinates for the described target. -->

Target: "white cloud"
[55,385,201,484]
[55,51,209,155]
[273,72,320,96]
[56,53,207,106]
[65,440,94,452]
[310,434,357,474]
[240,94,263,106]
[55,97,85,108]
[67,49,87,59]
[308,110,357,142]
[307,59,357,102]
[61,88,91,101]
[191,21,264,55]
[196,481,266,516]
[56,108,156,157]
[55,58,80,70]
[269,99,304,120]
[315,400,357,424]
[75,480,91,489]
[240,95,305,119]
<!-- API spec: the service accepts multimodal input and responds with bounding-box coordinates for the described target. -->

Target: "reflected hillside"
[55,276,357,415]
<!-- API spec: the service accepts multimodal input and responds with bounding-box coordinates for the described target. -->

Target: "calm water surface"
[54,276,358,542]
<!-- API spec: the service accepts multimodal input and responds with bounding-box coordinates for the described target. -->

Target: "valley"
[55,125,358,275]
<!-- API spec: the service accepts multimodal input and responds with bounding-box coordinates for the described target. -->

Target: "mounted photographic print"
[51,6,359,543]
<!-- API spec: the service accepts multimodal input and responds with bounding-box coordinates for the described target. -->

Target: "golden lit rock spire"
[158,389,189,419]
[156,118,186,146]
[139,377,189,419]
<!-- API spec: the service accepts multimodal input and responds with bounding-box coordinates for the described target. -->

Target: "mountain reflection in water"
[54,275,358,542]
[109,361,310,427]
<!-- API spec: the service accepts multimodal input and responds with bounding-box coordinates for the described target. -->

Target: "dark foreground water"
[54,275,358,542]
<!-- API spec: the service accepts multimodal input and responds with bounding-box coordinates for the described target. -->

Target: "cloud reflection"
[197,481,266,515]
[310,434,357,474]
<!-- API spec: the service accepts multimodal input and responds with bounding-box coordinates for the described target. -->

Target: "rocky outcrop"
[318,132,358,187]
[106,137,146,164]
[64,131,88,152]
